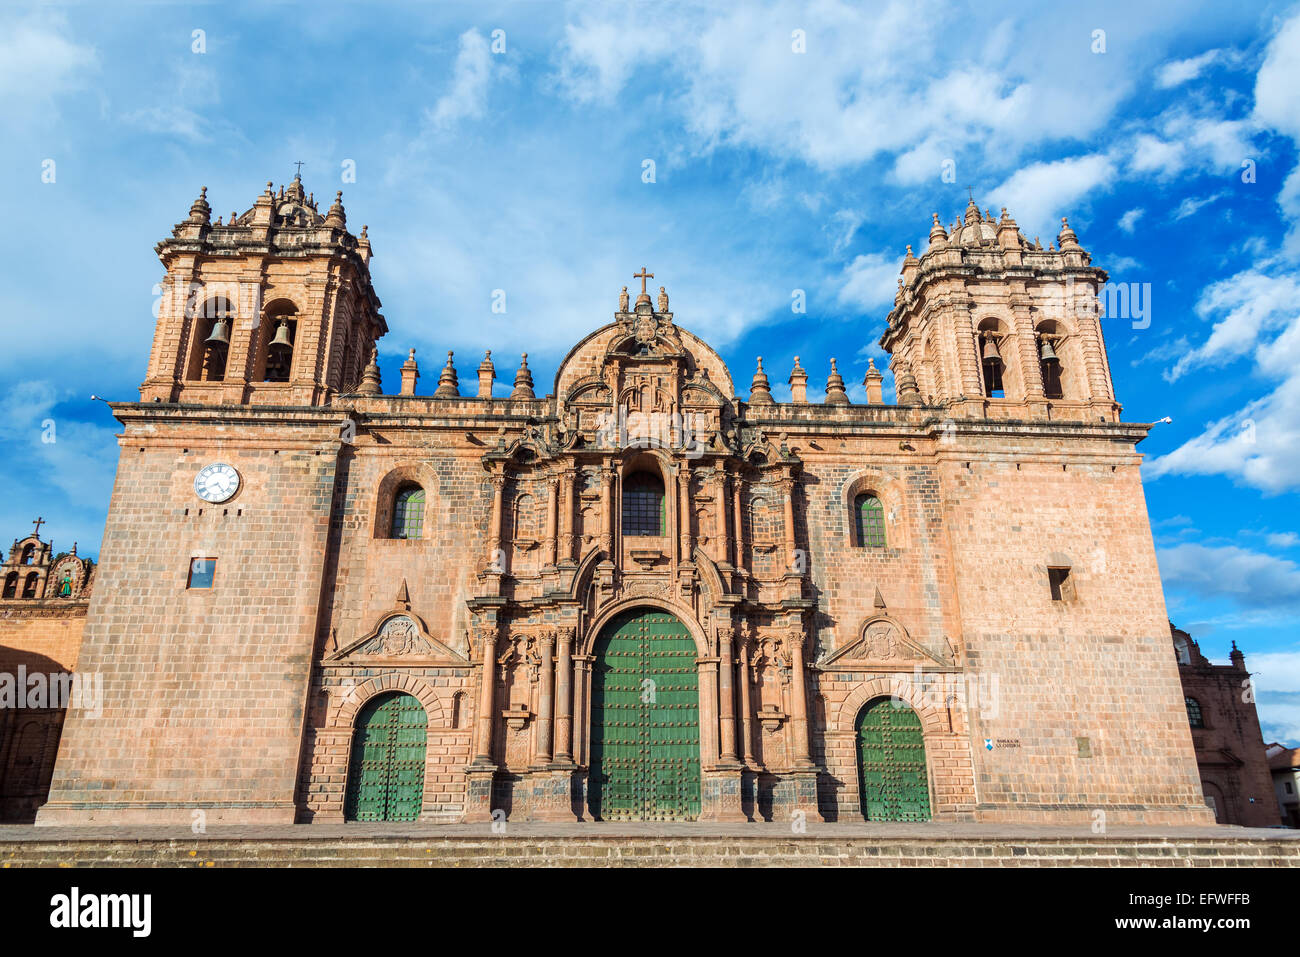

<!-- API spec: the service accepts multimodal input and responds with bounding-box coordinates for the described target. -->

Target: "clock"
[194,463,240,503]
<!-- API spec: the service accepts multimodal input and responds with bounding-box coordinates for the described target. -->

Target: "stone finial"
[434,350,460,398]
[894,362,921,406]
[749,356,774,406]
[904,244,916,263]
[510,353,535,400]
[789,355,809,404]
[1058,216,1081,250]
[188,186,211,225]
[357,346,382,395]
[824,358,849,406]
[964,196,981,224]
[477,349,496,399]
[400,348,419,396]
[863,357,884,405]
[325,190,346,229]
[619,286,629,312]
[929,212,947,246]
[657,285,669,312]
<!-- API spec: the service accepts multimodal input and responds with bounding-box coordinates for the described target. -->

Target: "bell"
[268,320,293,354]
[981,336,1001,363]
[204,317,231,350]
[1039,337,1059,363]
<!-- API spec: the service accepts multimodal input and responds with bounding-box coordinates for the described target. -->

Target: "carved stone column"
[464,623,499,822]
[544,476,559,568]
[717,627,739,765]
[731,472,745,571]
[600,464,615,555]
[678,467,692,561]
[737,637,756,766]
[788,629,814,770]
[559,468,577,564]
[554,627,574,763]
[713,465,729,564]
[487,470,506,572]
[535,630,555,766]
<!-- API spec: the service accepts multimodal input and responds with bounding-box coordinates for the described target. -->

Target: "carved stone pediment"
[330,613,465,662]
[818,616,947,668]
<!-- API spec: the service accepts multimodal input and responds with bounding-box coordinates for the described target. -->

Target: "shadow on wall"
[0,646,70,823]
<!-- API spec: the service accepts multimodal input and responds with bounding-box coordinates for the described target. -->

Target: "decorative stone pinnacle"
[749,356,774,406]
[510,352,535,400]
[434,350,460,398]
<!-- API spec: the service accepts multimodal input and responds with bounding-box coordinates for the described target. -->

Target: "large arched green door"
[589,609,701,821]
[344,692,428,822]
[856,698,931,822]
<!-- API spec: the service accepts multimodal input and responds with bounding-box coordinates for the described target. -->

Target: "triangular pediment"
[819,616,948,668]
[330,613,466,662]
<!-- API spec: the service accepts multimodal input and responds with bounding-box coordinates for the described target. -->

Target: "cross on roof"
[31,516,44,537]
[293,160,305,177]
[633,267,654,295]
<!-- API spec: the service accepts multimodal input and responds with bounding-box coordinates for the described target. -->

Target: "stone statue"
[657,285,669,312]
[619,286,629,311]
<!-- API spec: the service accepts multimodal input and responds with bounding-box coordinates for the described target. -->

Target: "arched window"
[1185,696,1204,729]
[622,472,665,536]
[391,485,425,540]
[20,544,34,565]
[259,302,298,383]
[854,493,886,547]
[2,573,16,598]
[1036,322,1065,400]
[22,573,39,598]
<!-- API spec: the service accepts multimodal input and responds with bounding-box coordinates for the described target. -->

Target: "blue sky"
[1,1,1298,741]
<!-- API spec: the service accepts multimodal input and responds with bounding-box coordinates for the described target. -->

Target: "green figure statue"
[59,573,72,597]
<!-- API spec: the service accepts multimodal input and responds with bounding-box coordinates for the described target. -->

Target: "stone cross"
[633,267,654,296]
[31,517,44,537]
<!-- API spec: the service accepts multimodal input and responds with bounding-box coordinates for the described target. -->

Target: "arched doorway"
[344,691,427,822]
[856,697,931,822]
[589,608,700,821]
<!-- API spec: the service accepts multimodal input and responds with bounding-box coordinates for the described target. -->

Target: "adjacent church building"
[37,178,1216,826]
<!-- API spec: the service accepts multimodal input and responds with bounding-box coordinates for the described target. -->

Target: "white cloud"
[1254,10,1300,256]
[1118,207,1145,233]
[1267,532,1300,548]
[1165,270,1300,379]
[988,153,1117,237]
[1155,49,1221,88]
[836,252,901,312]
[0,12,95,103]
[1157,543,1300,614]
[1171,191,1226,220]
[427,29,498,130]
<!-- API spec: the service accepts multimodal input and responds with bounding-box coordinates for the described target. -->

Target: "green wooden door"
[856,698,931,822]
[590,609,700,821]
[344,692,428,822]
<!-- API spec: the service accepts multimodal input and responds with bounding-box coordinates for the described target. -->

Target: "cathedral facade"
[38,179,1213,826]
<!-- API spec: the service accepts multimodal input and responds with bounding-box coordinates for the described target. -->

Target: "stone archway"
[588,607,701,821]
[343,691,428,822]
[855,697,932,822]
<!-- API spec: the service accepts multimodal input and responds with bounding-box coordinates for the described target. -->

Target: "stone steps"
[4,836,1299,867]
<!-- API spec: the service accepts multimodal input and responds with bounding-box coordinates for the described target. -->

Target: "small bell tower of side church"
[880,199,1120,423]
[140,175,387,406]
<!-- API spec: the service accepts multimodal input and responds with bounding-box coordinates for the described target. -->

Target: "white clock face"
[194,463,240,503]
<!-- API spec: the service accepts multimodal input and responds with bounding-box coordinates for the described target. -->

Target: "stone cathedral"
[38,178,1213,827]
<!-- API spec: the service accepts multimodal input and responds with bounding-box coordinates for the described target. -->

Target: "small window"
[391,485,425,540]
[1286,782,1293,795]
[188,557,217,589]
[622,472,665,536]
[1048,566,1074,601]
[1185,696,1204,729]
[854,493,886,547]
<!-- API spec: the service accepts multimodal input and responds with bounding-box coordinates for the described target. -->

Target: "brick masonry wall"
[39,420,342,825]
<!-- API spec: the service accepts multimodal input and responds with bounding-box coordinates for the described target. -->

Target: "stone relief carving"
[355,615,434,657]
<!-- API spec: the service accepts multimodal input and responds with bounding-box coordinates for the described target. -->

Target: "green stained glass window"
[391,486,425,539]
[622,472,665,536]
[1186,696,1204,729]
[854,493,886,547]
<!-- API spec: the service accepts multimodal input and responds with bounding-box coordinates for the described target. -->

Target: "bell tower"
[141,175,386,406]
[880,199,1120,423]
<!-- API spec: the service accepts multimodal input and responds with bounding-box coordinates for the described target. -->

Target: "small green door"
[344,692,428,822]
[590,609,700,821]
[856,698,931,822]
